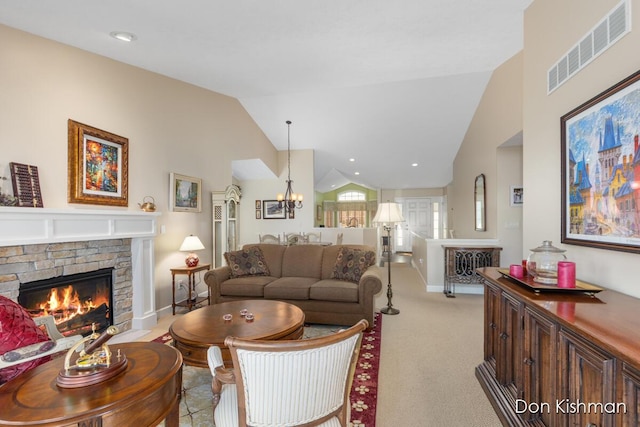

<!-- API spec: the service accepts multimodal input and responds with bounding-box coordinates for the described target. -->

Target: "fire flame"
[38,285,106,324]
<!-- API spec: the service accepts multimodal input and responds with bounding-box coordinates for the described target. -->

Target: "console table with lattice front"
[442,245,501,297]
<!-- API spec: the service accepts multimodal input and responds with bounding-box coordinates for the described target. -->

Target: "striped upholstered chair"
[207,319,368,426]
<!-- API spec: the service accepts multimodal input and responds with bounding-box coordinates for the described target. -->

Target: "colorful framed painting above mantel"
[561,69,640,254]
[170,173,202,212]
[67,120,128,206]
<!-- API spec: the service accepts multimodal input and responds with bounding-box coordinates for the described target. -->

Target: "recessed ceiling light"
[412,163,418,167]
[349,158,355,162]
[354,172,360,175]
[110,31,137,42]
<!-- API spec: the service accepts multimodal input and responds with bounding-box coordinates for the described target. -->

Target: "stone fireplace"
[0,208,158,333]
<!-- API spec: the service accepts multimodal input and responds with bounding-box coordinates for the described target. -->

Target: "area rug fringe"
[153,313,381,426]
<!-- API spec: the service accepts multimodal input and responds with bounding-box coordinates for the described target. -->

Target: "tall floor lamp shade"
[372,202,405,315]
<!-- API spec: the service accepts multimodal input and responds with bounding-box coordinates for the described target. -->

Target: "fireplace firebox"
[18,268,114,336]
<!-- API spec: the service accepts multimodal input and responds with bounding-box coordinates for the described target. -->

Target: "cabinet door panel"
[499,291,522,400]
[484,282,501,371]
[622,363,640,427]
[558,329,615,427]
[523,307,557,426]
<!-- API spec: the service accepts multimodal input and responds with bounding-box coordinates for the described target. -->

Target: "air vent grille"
[547,0,630,94]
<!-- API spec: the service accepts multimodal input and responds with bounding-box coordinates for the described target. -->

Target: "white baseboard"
[426,284,485,295]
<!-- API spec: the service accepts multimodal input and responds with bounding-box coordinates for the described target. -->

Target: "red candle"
[557,261,576,288]
[521,259,528,276]
[509,264,524,278]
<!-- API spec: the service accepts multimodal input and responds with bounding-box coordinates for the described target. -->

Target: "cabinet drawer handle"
[523,357,534,366]
[499,332,508,340]
[489,322,497,329]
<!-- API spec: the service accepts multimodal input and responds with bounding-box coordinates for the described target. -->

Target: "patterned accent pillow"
[331,247,376,283]
[0,295,52,385]
[224,246,271,278]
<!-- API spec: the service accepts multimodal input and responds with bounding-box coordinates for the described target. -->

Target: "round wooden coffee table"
[0,342,182,427]
[169,300,305,368]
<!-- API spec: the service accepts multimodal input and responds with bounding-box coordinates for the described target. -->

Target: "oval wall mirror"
[474,174,486,231]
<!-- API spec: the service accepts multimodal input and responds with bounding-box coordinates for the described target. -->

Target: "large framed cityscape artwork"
[561,69,640,253]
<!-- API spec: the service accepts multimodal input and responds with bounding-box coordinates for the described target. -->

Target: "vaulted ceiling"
[0,0,532,192]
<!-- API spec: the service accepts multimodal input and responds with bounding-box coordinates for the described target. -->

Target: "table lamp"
[179,235,205,267]
[372,202,405,315]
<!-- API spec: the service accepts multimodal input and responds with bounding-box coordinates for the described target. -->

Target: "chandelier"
[277,120,303,215]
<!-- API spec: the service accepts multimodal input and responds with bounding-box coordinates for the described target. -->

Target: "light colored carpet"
[151,321,379,427]
[372,263,501,426]
[148,260,502,426]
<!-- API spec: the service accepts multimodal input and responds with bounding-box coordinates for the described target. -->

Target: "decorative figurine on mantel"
[56,323,127,388]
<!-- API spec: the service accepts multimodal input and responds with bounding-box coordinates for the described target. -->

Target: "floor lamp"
[372,202,405,315]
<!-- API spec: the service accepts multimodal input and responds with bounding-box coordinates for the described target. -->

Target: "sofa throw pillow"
[331,247,376,283]
[224,246,271,278]
[0,295,52,385]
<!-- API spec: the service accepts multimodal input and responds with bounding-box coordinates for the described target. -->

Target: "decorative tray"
[497,269,604,295]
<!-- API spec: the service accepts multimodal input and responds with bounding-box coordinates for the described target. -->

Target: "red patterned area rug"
[152,312,382,426]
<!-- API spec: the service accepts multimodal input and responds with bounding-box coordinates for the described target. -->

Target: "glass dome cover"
[526,240,567,285]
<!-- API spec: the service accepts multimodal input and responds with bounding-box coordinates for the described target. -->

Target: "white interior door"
[396,198,431,253]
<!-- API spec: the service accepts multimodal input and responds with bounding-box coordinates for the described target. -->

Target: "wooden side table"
[171,263,211,315]
[0,342,183,427]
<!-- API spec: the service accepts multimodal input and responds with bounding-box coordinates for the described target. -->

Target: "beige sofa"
[203,244,382,326]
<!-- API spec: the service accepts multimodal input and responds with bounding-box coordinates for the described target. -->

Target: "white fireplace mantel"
[0,207,159,247]
[0,207,160,330]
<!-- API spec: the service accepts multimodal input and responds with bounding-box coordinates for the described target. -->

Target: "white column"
[131,237,158,330]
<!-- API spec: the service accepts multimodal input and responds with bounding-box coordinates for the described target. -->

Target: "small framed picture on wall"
[263,200,286,219]
[510,186,523,207]
[170,173,202,212]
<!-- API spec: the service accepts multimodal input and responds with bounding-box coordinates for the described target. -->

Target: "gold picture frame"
[170,173,202,212]
[68,120,129,206]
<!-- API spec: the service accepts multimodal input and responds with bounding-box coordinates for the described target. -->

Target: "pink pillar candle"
[557,261,576,288]
[509,264,524,278]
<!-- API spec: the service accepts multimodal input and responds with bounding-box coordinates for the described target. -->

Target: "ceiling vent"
[547,0,631,94]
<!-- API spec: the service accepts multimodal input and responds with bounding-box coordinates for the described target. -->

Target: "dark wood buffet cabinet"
[476,267,640,427]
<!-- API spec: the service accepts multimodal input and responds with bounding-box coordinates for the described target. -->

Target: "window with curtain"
[323,191,375,227]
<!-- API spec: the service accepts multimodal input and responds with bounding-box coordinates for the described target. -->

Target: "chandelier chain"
[277,120,303,215]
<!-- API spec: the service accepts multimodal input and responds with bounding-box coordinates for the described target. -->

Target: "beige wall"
[451,52,524,241]
[522,0,640,297]
[238,149,316,245]
[496,144,524,266]
[0,24,278,311]
[454,0,640,297]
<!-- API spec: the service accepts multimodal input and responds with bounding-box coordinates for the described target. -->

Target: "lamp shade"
[372,202,405,224]
[179,235,205,267]
[179,235,205,252]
